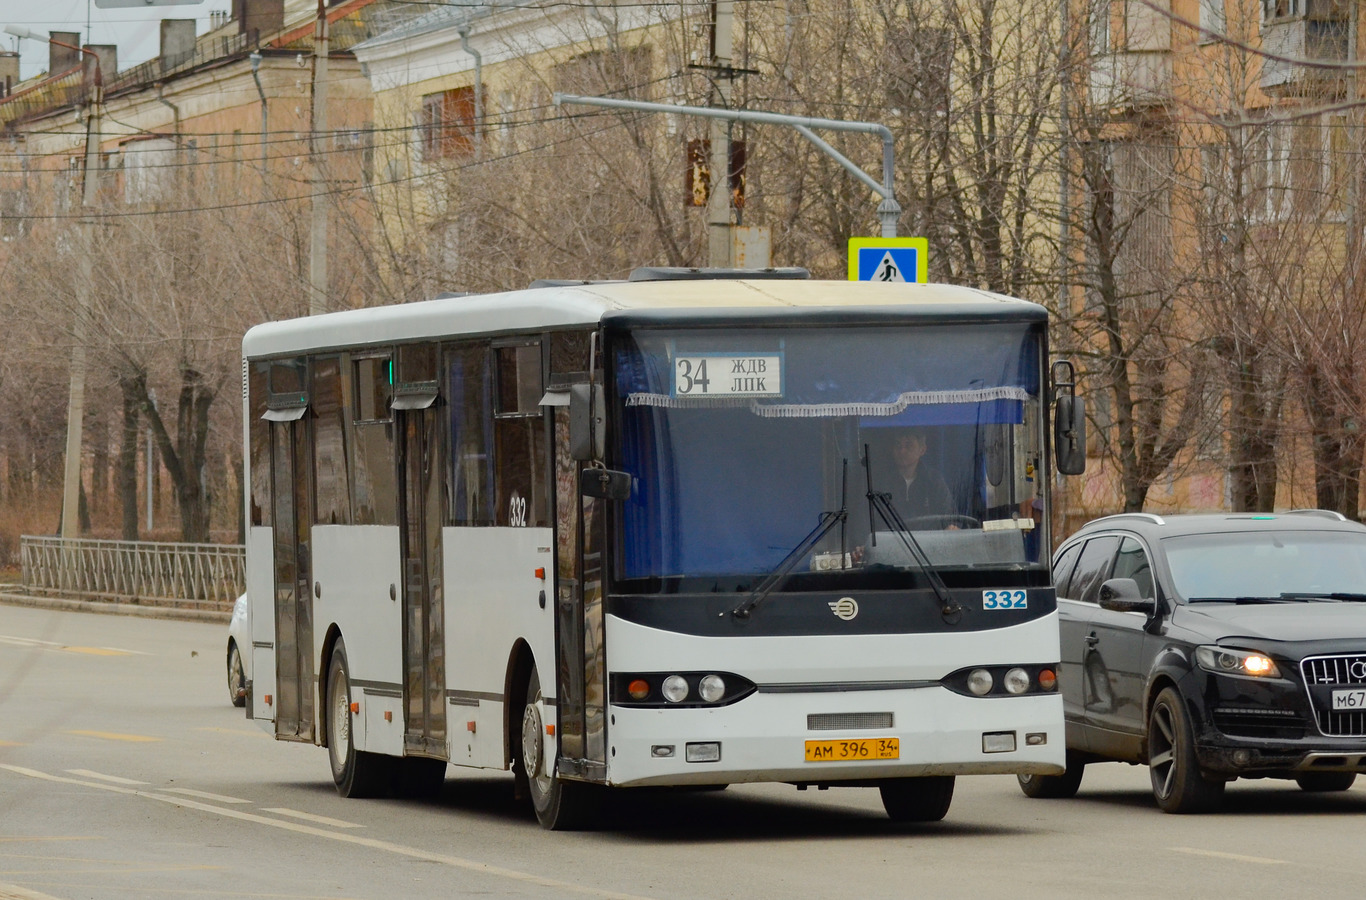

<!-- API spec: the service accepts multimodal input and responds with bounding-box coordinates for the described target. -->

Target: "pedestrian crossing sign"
[847,237,929,282]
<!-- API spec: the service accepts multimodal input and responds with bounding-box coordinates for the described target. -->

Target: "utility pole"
[706,1,735,267]
[308,0,329,315]
[3,28,103,540]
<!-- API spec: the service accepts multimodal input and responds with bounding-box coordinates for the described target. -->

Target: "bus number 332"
[983,590,1028,610]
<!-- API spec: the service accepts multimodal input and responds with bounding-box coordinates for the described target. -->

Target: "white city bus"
[241,269,1086,829]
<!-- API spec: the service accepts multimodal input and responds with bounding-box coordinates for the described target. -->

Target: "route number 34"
[982,589,1028,610]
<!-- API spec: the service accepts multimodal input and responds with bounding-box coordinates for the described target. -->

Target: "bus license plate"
[1332,689,1366,710]
[804,737,900,762]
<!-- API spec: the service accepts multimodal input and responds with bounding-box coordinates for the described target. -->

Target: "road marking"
[65,731,161,743]
[0,741,20,748]
[0,635,144,656]
[0,764,658,900]
[260,808,364,829]
[1168,847,1289,865]
[60,646,134,656]
[65,770,149,785]
[0,882,68,900]
[0,838,101,844]
[163,788,250,804]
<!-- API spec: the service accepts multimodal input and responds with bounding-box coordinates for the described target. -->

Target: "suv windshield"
[611,323,1047,585]
[1165,529,1366,601]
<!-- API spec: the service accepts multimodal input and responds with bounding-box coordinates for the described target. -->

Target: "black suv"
[1018,511,1366,813]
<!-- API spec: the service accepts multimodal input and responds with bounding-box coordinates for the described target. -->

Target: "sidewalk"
[0,590,230,624]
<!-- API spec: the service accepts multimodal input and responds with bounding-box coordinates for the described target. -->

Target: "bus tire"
[327,641,391,798]
[879,776,954,822]
[522,669,598,830]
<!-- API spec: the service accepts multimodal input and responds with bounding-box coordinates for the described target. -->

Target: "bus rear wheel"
[521,669,598,830]
[327,641,392,798]
[879,776,954,822]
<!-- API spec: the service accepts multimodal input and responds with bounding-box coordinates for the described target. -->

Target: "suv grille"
[1301,655,1366,737]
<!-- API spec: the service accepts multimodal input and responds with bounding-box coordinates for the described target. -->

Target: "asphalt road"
[2,602,1365,900]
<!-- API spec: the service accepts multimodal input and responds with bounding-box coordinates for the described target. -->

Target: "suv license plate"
[804,737,900,762]
[1331,689,1366,710]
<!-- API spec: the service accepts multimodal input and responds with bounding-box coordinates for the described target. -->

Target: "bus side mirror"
[569,383,605,461]
[1051,360,1087,476]
[582,468,631,501]
[1055,395,1086,475]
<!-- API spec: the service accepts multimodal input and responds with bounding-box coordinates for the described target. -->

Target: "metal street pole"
[707,1,735,267]
[5,27,102,538]
[249,51,268,170]
[554,93,901,237]
[308,0,329,315]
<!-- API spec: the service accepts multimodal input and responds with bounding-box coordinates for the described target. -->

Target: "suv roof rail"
[1086,512,1167,528]
[1283,509,1350,521]
[627,266,811,282]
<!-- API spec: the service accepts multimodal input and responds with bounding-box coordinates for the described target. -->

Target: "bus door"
[267,393,314,742]
[552,397,607,779]
[395,348,446,759]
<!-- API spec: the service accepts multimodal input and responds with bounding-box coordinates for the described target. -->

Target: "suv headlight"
[1196,645,1281,679]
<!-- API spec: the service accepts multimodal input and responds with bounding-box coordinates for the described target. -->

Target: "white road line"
[162,788,251,804]
[1168,847,1289,865]
[0,635,146,656]
[65,769,149,785]
[259,808,364,829]
[0,764,657,900]
[0,882,68,900]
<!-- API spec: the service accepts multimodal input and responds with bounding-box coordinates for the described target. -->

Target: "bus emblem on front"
[828,597,859,620]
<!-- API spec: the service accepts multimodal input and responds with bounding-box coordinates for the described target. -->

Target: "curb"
[0,591,231,625]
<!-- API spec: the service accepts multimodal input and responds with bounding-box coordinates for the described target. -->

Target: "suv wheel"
[1148,687,1224,814]
[1017,751,1085,799]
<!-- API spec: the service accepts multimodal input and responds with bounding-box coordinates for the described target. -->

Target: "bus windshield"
[612,323,1046,586]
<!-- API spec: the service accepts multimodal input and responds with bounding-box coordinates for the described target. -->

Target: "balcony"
[1260,2,1350,95]
[1090,50,1173,110]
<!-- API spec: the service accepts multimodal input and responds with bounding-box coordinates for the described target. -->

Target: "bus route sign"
[847,237,929,283]
[672,353,784,398]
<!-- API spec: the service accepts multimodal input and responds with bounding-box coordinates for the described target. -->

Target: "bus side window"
[249,361,271,527]
[351,353,397,525]
[494,343,548,528]
[446,342,494,525]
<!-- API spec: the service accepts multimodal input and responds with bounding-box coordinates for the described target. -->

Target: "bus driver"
[890,428,955,522]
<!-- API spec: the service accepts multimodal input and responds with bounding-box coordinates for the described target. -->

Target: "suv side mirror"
[569,383,605,461]
[1098,578,1156,615]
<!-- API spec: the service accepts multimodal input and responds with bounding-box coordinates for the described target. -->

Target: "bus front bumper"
[602,687,1064,787]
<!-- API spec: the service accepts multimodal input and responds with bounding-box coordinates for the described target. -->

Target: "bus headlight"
[610,672,756,707]
[967,669,994,696]
[661,675,690,703]
[1003,668,1030,695]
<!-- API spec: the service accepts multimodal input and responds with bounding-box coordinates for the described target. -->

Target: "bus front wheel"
[521,669,598,830]
[879,776,954,822]
[327,641,392,798]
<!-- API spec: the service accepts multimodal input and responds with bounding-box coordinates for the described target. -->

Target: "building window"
[553,45,653,99]
[1198,0,1225,40]
[420,86,479,161]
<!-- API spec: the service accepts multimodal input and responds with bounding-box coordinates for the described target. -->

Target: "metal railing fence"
[20,535,245,610]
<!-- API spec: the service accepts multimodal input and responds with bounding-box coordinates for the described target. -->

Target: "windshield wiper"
[1279,592,1366,602]
[861,443,961,621]
[732,460,850,620]
[1187,597,1289,604]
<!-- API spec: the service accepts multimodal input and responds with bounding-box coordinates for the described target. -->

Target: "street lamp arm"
[554,92,900,237]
